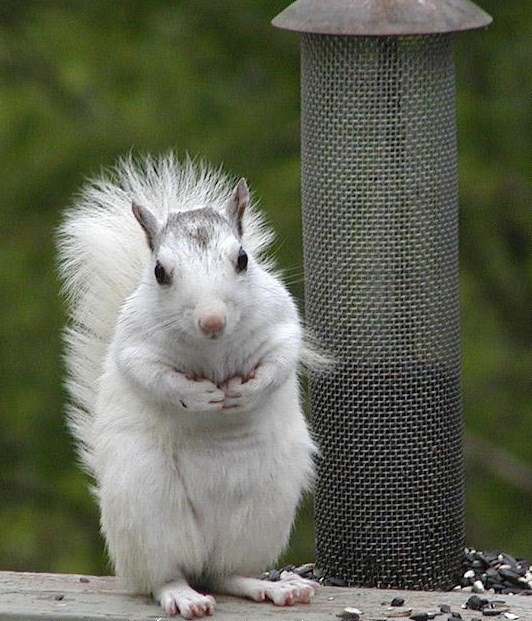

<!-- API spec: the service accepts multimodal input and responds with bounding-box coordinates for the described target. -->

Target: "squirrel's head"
[131,179,252,341]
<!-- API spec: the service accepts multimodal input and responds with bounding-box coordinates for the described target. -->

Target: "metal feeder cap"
[272,0,492,36]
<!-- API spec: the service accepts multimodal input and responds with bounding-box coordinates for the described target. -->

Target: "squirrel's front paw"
[220,371,263,411]
[175,372,225,413]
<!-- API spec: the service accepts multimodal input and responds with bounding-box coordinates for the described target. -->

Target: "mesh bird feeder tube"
[273,0,492,590]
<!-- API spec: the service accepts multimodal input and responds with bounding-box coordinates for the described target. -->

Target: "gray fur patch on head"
[164,208,232,249]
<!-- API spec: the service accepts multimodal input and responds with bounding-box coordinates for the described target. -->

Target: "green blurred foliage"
[455,1,531,556]
[0,0,530,576]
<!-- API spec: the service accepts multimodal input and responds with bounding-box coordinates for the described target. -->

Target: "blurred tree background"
[0,0,530,576]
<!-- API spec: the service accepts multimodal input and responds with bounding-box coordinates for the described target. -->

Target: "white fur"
[58,153,317,617]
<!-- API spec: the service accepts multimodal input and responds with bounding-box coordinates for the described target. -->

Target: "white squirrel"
[58,153,318,618]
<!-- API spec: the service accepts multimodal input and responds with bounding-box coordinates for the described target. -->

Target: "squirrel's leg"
[219,572,318,606]
[114,343,225,411]
[220,322,302,411]
[155,579,215,619]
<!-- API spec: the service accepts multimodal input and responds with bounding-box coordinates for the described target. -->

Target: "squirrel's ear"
[132,202,161,251]
[226,178,249,238]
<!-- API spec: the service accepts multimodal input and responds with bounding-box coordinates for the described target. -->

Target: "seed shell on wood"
[336,606,361,620]
[386,607,413,617]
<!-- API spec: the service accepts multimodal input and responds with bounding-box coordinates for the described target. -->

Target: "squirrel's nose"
[198,313,226,338]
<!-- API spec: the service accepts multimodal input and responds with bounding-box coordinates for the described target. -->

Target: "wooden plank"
[0,571,531,620]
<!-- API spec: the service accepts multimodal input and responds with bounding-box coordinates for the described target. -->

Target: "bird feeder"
[273,0,492,589]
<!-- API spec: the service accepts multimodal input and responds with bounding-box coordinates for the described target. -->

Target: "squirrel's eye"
[154,260,170,285]
[236,247,248,273]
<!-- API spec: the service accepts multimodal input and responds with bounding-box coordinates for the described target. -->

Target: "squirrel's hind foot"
[155,580,216,618]
[221,572,319,606]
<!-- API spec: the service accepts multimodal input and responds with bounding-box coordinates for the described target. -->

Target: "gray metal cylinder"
[302,34,463,589]
[274,0,491,590]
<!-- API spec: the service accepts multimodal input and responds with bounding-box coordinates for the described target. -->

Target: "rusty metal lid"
[272,0,492,36]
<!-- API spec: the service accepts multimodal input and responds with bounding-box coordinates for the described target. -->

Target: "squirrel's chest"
[179,343,263,386]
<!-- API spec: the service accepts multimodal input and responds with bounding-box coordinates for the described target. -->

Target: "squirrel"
[57,153,319,618]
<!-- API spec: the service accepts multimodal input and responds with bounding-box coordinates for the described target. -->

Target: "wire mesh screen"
[301,34,464,589]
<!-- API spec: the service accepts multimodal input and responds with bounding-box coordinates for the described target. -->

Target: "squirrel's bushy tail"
[57,153,273,476]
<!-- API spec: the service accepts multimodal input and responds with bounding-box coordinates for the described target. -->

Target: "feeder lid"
[272,0,492,36]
